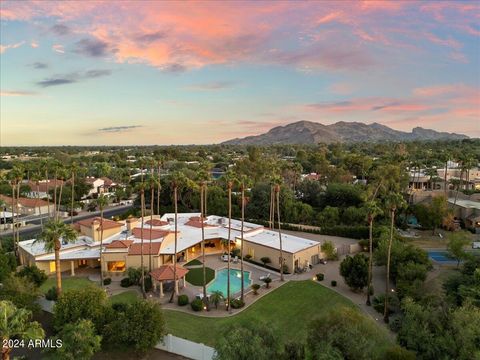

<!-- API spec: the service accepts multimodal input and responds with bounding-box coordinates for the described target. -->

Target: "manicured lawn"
[185,267,215,286]
[184,259,202,267]
[110,290,140,305]
[40,277,97,294]
[164,280,392,348]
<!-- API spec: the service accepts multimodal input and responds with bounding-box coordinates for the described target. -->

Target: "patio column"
[183,277,187,288]
[175,279,179,295]
[159,281,164,297]
[153,281,157,292]
[70,261,75,276]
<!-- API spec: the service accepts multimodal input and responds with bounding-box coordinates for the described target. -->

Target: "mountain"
[222,121,469,145]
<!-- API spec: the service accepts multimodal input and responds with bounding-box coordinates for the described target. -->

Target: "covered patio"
[151,264,189,297]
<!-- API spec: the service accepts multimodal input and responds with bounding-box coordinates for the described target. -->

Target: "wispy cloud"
[0,41,25,54]
[0,90,38,97]
[187,81,237,91]
[134,31,166,44]
[98,125,142,133]
[30,62,48,69]
[30,41,39,48]
[52,44,64,54]
[50,24,70,36]
[74,38,111,57]
[36,69,112,87]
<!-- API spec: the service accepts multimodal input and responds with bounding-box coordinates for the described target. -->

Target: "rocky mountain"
[222,121,468,145]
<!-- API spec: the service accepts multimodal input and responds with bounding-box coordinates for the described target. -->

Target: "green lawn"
[110,290,140,305]
[184,259,202,267]
[185,267,215,286]
[40,277,97,294]
[164,281,391,348]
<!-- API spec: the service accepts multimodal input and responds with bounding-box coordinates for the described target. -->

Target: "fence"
[156,334,216,360]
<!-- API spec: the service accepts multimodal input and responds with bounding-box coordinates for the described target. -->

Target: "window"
[107,261,126,272]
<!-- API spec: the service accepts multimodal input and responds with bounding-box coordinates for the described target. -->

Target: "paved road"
[0,204,133,239]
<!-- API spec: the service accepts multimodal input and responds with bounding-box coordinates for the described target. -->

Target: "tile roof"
[145,219,169,226]
[27,179,65,193]
[150,264,189,281]
[0,194,49,208]
[128,242,162,255]
[106,240,134,249]
[132,227,170,240]
[76,217,122,231]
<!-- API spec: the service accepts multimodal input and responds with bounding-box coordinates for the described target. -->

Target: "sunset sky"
[1,0,479,146]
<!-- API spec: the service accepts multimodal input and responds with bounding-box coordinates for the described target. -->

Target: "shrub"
[339,254,369,291]
[263,277,272,289]
[316,273,324,281]
[191,298,203,312]
[230,298,245,309]
[103,278,112,285]
[0,253,16,282]
[0,274,40,313]
[260,257,271,266]
[372,293,399,315]
[177,295,189,306]
[244,254,252,260]
[120,278,132,287]
[17,265,47,287]
[126,267,143,285]
[45,286,58,301]
[384,345,416,360]
[321,241,338,260]
[252,284,261,295]
[331,280,337,287]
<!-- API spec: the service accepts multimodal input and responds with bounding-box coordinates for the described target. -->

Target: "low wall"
[156,334,216,360]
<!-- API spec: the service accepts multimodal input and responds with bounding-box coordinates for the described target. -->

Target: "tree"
[447,231,471,268]
[0,300,44,360]
[199,181,208,309]
[260,257,271,266]
[52,319,101,360]
[169,180,179,303]
[69,162,78,224]
[210,290,224,309]
[214,322,279,360]
[35,219,77,297]
[53,286,109,333]
[384,192,407,323]
[275,184,285,281]
[0,274,41,313]
[147,174,159,271]
[340,254,369,291]
[365,200,382,306]
[104,300,166,352]
[95,194,109,288]
[0,252,16,282]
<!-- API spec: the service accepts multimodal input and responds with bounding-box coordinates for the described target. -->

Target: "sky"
[0,0,479,146]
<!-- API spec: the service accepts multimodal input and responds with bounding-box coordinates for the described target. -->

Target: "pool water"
[207,268,251,298]
[428,251,457,264]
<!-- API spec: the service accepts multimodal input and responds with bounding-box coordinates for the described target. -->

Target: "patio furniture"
[233,256,239,263]
[259,273,271,281]
[221,254,229,262]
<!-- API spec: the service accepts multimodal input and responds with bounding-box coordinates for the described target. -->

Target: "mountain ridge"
[222,121,469,145]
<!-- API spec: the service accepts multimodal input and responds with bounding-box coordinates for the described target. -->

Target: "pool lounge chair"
[259,273,270,281]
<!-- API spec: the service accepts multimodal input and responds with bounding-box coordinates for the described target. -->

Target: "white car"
[473,242,480,249]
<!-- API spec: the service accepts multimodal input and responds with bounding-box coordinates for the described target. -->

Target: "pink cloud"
[0,41,25,54]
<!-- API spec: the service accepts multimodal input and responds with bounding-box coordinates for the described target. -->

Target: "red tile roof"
[76,217,122,231]
[106,240,133,249]
[185,219,215,228]
[145,219,169,226]
[0,194,49,208]
[27,179,65,193]
[100,177,115,186]
[132,227,169,240]
[128,242,162,255]
[150,265,189,281]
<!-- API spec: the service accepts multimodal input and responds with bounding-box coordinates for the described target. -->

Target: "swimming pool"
[207,268,251,298]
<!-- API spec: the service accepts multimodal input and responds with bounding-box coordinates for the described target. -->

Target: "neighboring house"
[0,194,52,216]
[18,213,333,276]
[85,177,105,197]
[448,198,480,233]
[26,179,64,199]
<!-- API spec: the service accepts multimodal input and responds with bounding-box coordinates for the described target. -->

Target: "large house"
[18,213,327,277]
[0,194,52,216]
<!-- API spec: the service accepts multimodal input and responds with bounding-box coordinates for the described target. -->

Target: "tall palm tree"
[147,175,159,271]
[274,184,285,281]
[200,181,209,310]
[51,160,60,218]
[365,200,382,306]
[169,180,179,303]
[35,219,77,297]
[42,159,51,219]
[69,162,78,224]
[226,180,233,312]
[0,300,44,360]
[156,156,163,215]
[384,193,406,323]
[239,175,251,302]
[139,184,146,298]
[56,166,67,220]
[95,194,109,288]
[31,169,44,229]
[8,173,17,253]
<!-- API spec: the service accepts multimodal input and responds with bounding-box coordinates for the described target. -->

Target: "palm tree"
[274,184,285,281]
[226,180,233,312]
[239,175,251,302]
[139,184,146,298]
[56,166,68,220]
[0,300,44,360]
[35,219,77,297]
[200,181,209,310]
[8,173,17,253]
[51,160,61,217]
[169,180,179,303]
[69,162,78,224]
[95,194,109,288]
[30,169,44,229]
[147,174,159,271]
[155,156,163,215]
[365,200,382,306]
[384,193,407,323]
[42,159,51,219]
[209,290,224,309]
